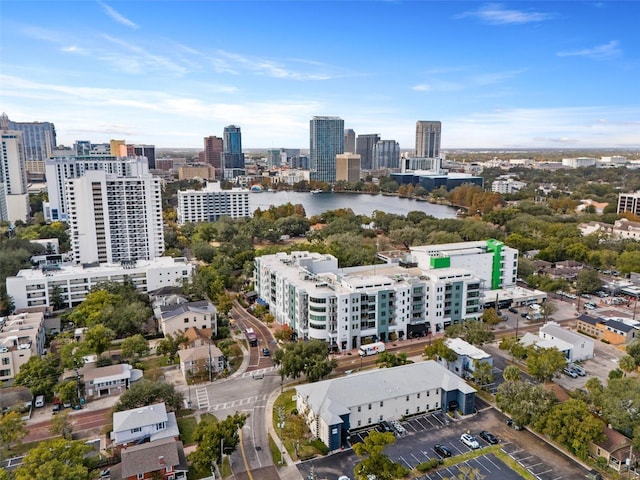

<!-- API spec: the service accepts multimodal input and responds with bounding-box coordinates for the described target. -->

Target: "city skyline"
[2,1,639,149]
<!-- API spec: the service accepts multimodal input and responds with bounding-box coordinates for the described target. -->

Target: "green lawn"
[177,416,198,445]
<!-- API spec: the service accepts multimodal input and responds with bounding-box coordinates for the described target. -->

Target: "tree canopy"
[272,340,337,383]
[115,379,183,412]
[190,413,248,472]
[14,438,93,480]
[353,430,409,480]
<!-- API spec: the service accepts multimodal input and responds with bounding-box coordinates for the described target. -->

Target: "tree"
[116,379,183,412]
[50,410,72,439]
[576,269,602,294]
[272,340,337,383]
[14,354,61,397]
[353,430,409,480]
[627,340,640,366]
[502,365,521,383]
[619,355,637,376]
[84,324,115,356]
[376,352,413,369]
[121,334,150,359]
[0,411,27,458]
[191,413,248,472]
[56,379,80,407]
[445,320,494,346]
[481,308,502,326]
[496,380,556,427]
[526,347,566,382]
[537,399,604,460]
[14,438,92,480]
[215,292,234,317]
[274,324,294,343]
[540,300,557,322]
[472,359,494,387]
[156,333,187,363]
[423,338,458,363]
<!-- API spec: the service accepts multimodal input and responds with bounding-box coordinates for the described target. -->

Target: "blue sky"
[2,1,639,150]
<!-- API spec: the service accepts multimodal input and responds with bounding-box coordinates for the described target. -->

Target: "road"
[23,407,111,443]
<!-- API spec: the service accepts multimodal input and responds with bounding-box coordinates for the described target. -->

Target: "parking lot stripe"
[415,417,429,430]
[398,455,413,469]
[404,421,418,432]
[410,453,422,465]
[431,413,445,426]
[481,454,502,470]
[423,415,436,428]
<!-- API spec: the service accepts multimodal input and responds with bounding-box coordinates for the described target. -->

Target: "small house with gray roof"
[118,437,188,480]
[295,360,476,451]
[155,300,217,337]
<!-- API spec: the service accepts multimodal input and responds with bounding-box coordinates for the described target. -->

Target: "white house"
[441,337,493,379]
[81,364,143,399]
[521,321,594,362]
[111,402,180,446]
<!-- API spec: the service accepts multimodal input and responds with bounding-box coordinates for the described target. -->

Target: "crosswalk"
[207,394,268,412]
[195,387,209,410]
[239,366,278,379]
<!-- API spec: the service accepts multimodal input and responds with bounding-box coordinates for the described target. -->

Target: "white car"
[460,433,480,449]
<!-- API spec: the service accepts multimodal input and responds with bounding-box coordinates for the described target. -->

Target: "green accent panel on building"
[430,256,451,269]
[450,281,463,323]
[486,239,503,290]
[378,291,389,339]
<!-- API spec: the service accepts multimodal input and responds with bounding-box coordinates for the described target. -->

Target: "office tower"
[372,140,400,169]
[617,192,640,216]
[0,113,56,175]
[356,134,380,170]
[336,153,361,183]
[66,170,164,264]
[415,121,441,158]
[110,139,126,156]
[310,116,344,183]
[344,129,356,153]
[267,149,282,169]
[222,125,245,170]
[0,131,29,222]
[204,136,223,177]
[44,154,149,222]
[127,144,156,169]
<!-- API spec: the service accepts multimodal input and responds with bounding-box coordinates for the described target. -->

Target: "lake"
[248,191,457,218]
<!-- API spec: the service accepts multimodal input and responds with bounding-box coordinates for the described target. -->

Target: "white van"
[35,395,45,408]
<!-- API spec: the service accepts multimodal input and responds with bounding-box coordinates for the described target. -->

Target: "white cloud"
[557,40,621,60]
[457,3,554,25]
[411,84,431,92]
[98,1,139,29]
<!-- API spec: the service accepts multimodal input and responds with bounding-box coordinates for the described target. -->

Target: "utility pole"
[277,406,285,465]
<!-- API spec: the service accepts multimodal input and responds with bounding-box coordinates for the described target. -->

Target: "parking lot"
[297,408,589,480]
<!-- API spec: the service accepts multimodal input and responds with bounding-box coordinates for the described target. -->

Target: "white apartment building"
[618,191,640,217]
[6,257,193,310]
[0,131,29,223]
[562,157,597,168]
[0,312,46,382]
[43,155,149,222]
[177,182,251,225]
[491,179,527,194]
[66,170,164,264]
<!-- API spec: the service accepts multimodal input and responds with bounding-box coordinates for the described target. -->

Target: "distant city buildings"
[491,178,527,194]
[0,112,56,176]
[415,121,441,158]
[343,128,356,153]
[372,139,400,169]
[222,125,245,172]
[335,153,361,183]
[310,116,344,183]
[356,133,380,171]
[617,191,640,217]
[0,130,30,222]
[204,135,223,178]
[177,182,250,225]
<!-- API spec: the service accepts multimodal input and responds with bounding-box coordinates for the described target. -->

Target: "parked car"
[376,421,393,434]
[52,404,61,415]
[479,430,498,444]
[563,367,578,378]
[569,364,586,376]
[338,476,351,480]
[262,348,270,356]
[433,444,453,458]
[520,312,528,318]
[460,433,480,449]
[584,303,597,310]
[506,419,522,430]
[508,306,517,313]
[390,420,406,437]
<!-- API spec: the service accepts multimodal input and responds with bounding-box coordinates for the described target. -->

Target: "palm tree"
[503,365,521,382]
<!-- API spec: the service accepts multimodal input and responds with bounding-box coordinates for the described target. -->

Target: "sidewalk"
[265,386,304,480]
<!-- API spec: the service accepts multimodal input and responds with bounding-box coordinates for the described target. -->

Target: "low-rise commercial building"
[295,361,476,451]
[521,321,594,362]
[440,337,492,379]
[577,314,640,345]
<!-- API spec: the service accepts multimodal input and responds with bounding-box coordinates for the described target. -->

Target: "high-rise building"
[66,170,164,264]
[44,154,149,222]
[372,140,400,170]
[617,192,640,216]
[336,153,361,183]
[415,121,441,158]
[177,182,250,225]
[110,139,127,157]
[0,113,57,175]
[344,129,356,153]
[310,116,344,183]
[204,136,223,177]
[127,144,156,169]
[222,125,245,170]
[356,133,380,170]
[0,131,29,222]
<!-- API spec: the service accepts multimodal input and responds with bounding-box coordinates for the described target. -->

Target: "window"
[357,406,361,412]
[357,420,361,427]
[137,474,144,480]
[406,395,409,402]
[380,401,383,407]
[1,358,9,365]
[368,403,372,410]
[417,393,420,399]
[368,417,372,424]
[131,427,142,433]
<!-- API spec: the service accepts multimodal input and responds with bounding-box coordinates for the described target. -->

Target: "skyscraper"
[415,121,441,158]
[0,131,29,222]
[310,116,344,183]
[336,153,361,183]
[66,170,164,264]
[222,125,245,170]
[204,136,223,178]
[129,144,156,169]
[372,140,400,169]
[344,129,356,153]
[356,134,380,170]
[0,112,56,175]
